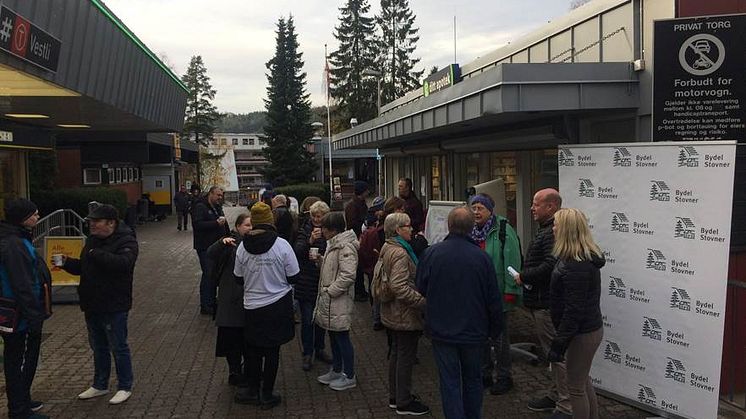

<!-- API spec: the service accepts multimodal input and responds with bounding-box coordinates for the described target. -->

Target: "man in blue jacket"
[416,206,503,419]
[0,198,52,419]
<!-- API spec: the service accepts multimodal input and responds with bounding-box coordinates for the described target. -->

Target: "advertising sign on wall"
[0,5,61,72]
[44,236,86,286]
[559,141,736,419]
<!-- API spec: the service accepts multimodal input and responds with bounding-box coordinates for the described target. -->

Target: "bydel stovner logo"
[612,147,632,167]
[665,357,687,384]
[670,287,692,312]
[649,181,671,202]
[608,276,626,298]
[637,384,657,407]
[558,148,575,166]
[578,178,595,198]
[603,340,622,364]
[674,217,696,240]
[646,249,666,271]
[611,212,630,232]
[678,146,699,168]
[642,317,662,341]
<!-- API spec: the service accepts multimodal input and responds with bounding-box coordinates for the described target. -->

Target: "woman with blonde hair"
[547,208,604,419]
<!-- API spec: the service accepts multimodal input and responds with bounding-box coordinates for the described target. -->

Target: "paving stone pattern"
[1,218,647,418]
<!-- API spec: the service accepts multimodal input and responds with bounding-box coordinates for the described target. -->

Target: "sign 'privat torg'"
[559,141,736,419]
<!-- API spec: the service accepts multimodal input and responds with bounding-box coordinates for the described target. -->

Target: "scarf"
[470,215,495,246]
[395,236,418,265]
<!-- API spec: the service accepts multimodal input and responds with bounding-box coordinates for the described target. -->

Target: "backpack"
[498,218,523,267]
[371,258,394,304]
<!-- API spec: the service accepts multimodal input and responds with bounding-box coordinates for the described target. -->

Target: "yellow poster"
[44,237,85,286]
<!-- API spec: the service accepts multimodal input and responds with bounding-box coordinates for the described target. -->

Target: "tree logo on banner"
[558,148,575,166]
[678,146,700,168]
[578,178,595,198]
[674,217,696,240]
[649,181,671,202]
[665,357,687,384]
[670,287,692,311]
[603,340,622,364]
[608,276,627,298]
[610,212,630,232]
[637,384,658,407]
[646,249,667,271]
[642,317,663,341]
[612,147,632,167]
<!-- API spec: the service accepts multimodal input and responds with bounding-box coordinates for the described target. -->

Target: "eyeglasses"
[400,224,412,229]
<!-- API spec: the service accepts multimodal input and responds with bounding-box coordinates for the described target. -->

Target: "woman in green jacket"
[469,193,522,395]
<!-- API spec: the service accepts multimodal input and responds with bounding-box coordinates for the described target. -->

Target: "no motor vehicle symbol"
[678,33,725,76]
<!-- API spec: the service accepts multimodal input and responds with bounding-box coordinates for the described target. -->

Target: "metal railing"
[32,209,87,247]
[721,280,746,411]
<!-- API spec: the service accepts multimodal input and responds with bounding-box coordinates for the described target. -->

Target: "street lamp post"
[361,68,384,195]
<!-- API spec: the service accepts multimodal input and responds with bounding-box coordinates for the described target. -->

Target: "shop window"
[243,138,249,145]
[490,152,517,224]
[466,153,480,187]
[431,156,443,201]
[83,168,102,185]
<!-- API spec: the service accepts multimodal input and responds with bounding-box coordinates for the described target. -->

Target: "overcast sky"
[104,0,573,113]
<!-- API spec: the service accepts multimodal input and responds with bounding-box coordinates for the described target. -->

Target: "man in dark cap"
[0,198,52,419]
[60,204,138,406]
[344,181,369,301]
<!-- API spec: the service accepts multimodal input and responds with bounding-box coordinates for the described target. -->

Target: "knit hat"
[368,196,385,212]
[354,181,369,196]
[4,198,38,225]
[250,202,274,226]
[86,204,119,220]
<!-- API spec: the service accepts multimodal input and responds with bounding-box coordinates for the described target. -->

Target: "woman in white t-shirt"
[233,202,300,410]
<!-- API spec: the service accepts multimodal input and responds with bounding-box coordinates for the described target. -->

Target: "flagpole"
[325,44,333,202]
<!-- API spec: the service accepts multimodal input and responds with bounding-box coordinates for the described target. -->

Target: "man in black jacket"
[514,188,571,418]
[271,194,294,242]
[173,186,191,231]
[416,207,503,419]
[192,186,229,315]
[61,204,138,406]
[0,198,51,419]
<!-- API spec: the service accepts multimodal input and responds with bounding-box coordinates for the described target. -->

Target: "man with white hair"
[272,194,294,242]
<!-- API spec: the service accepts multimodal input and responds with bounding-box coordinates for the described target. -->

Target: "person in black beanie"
[0,198,52,419]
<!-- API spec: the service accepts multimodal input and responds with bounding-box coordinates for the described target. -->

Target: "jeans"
[196,249,215,309]
[328,330,355,378]
[3,327,42,419]
[298,299,326,356]
[566,328,603,419]
[530,308,571,414]
[389,330,421,407]
[432,341,484,419]
[85,311,134,391]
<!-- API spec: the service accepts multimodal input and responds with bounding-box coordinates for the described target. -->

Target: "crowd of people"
[0,177,605,419]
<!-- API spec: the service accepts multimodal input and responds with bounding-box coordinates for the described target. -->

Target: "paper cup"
[52,254,65,267]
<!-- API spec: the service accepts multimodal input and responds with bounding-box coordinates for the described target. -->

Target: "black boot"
[260,392,281,410]
[234,387,259,405]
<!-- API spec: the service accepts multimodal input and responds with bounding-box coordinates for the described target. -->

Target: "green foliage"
[329,0,379,125]
[28,151,57,192]
[182,55,220,146]
[216,112,268,133]
[377,0,423,103]
[275,183,330,205]
[263,16,318,184]
[31,187,128,219]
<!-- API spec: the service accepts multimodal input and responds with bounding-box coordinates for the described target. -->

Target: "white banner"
[558,141,736,419]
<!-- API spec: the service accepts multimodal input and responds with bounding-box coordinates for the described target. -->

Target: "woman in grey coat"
[207,213,252,386]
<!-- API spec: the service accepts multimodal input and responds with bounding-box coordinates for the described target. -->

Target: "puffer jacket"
[522,218,556,309]
[379,239,425,331]
[313,229,359,331]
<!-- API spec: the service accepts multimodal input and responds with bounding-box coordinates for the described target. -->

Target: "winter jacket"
[522,218,556,309]
[358,225,383,277]
[191,198,229,251]
[293,219,327,302]
[344,197,367,237]
[483,216,523,311]
[173,191,190,212]
[401,193,424,233]
[273,205,294,242]
[0,222,52,331]
[379,239,425,331]
[314,229,359,331]
[64,222,138,313]
[549,255,605,356]
[207,232,244,328]
[416,234,503,345]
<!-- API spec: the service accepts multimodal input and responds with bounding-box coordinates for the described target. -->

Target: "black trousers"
[245,345,280,396]
[3,327,42,419]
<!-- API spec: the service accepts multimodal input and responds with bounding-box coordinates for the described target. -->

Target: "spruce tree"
[182,55,219,146]
[329,0,379,124]
[377,0,423,103]
[263,16,317,185]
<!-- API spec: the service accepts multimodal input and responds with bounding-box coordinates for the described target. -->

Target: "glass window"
[220,138,227,146]
[134,168,139,181]
[249,139,255,145]
[128,168,134,182]
[115,168,122,183]
[243,138,249,145]
[490,152,518,225]
[431,156,443,201]
[210,138,217,145]
[107,168,114,183]
[232,138,238,145]
[83,168,101,185]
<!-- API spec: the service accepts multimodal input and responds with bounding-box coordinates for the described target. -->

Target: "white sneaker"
[78,387,109,400]
[329,374,357,391]
[109,390,132,405]
[317,369,345,385]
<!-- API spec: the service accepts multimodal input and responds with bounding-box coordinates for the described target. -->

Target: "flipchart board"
[424,201,466,245]
[558,141,736,419]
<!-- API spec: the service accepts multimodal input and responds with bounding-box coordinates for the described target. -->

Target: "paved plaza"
[1,218,648,418]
